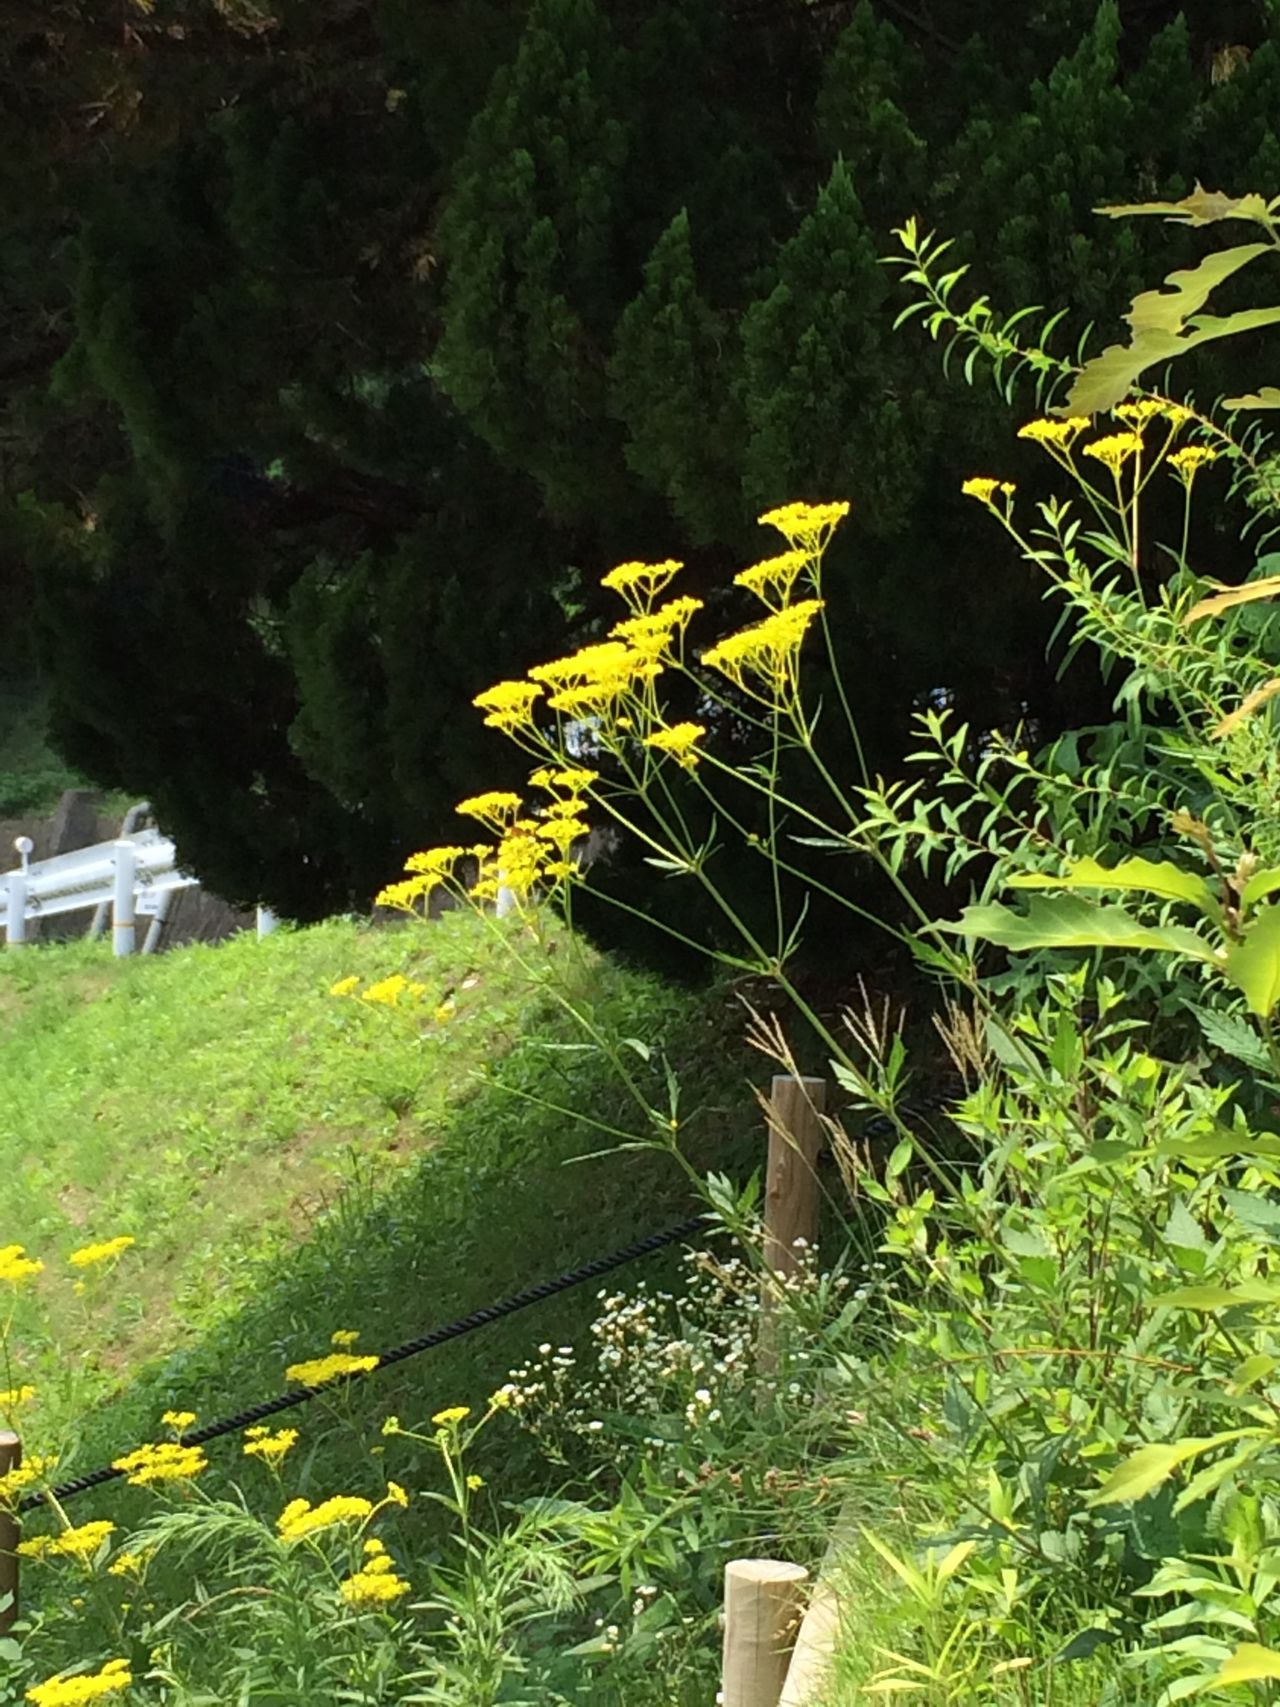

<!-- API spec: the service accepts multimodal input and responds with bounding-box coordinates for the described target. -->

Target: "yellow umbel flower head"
[644,723,707,769]
[1115,399,1165,426]
[734,550,809,608]
[0,1245,43,1286]
[112,1441,207,1486]
[961,477,1017,506]
[243,1426,299,1467]
[286,1351,380,1388]
[277,1493,374,1542]
[359,974,426,1007]
[1168,444,1221,486]
[1016,417,1089,449]
[758,501,850,551]
[702,601,825,701]
[1083,432,1143,474]
[455,792,523,830]
[432,1405,471,1426]
[599,559,683,610]
[18,1519,115,1563]
[26,1657,132,1707]
[471,678,543,733]
[340,1549,412,1609]
[68,1236,134,1270]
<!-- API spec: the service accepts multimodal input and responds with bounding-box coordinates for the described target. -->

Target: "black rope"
[19,1214,706,1515]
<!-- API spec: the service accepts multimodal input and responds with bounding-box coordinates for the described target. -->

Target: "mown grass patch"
[0,911,756,1540]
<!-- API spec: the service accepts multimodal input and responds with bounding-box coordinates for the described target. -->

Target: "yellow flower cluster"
[361,974,426,1007]
[278,1493,374,1541]
[0,1384,35,1409]
[530,766,598,795]
[961,477,1017,505]
[702,600,825,698]
[644,723,707,769]
[330,974,361,997]
[340,1537,412,1609]
[1083,431,1143,473]
[1016,416,1090,448]
[455,791,522,829]
[286,1350,380,1387]
[68,1236,134,1270]
[243,1425,298,1467]
[331,1328,360,1347]
[1169,444,1221,483]
[758,500,850,550]
[19,1520,115,1563]
[472,679,543,734]
[0,1244,43,1285]
[734,550,809,607]
[112,1441,207,1486]
[0,1453,57,1505]
[432,1405,470,1426]
[161,1410,196,1434]
[26,1658,131,1707]
[599,558,683,608]
[529,640,662,719]
[609,596,704,659]
[1115,399,1167,425]
[107,1551,145,1579]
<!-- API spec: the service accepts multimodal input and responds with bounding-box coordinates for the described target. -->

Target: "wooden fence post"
[722,1558,809,1707]
[759,1075,826,1379]
[0,1432,20,1635]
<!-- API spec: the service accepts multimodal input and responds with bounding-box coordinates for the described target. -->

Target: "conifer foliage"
[4,0,1279,931]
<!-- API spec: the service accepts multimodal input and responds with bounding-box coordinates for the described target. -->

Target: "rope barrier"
[19,1212,707,1515]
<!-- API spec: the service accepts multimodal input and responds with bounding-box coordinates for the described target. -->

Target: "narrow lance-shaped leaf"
[1185,575,1280,623]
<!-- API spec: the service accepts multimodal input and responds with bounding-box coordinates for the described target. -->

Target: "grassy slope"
[0,912,755,1528]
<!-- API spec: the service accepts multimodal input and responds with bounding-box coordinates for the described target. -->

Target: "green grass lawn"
[0,910,756,1532]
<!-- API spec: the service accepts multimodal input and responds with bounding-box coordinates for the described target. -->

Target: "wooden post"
[763,1075,827,1278]
[759,1075,826,1381]
[0,1432,20,1635]
[722,1558,809,1707]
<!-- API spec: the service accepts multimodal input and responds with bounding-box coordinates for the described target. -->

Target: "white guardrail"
[0,828,277,954]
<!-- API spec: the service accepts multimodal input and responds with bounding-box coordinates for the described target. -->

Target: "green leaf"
[1214,1643,1280,1685]
[1160,1282,1280,1309]
[1055,1627,1119,1663]
[1185,574,1280,623]
[1241,868,1280,908]
[1224,905,1280,1017]
[1090,1432,1258,1506]
[1097,187,1279,228]
[938,895,1218,964]
[1223,387,1280,409]
[1090,1441,1214,1506]
[1007,856,1220,920]
[1185,1006,1272,1073]
[1062,243,1276,414]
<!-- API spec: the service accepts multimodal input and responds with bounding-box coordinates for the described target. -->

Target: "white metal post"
[5,873,27,948]
[142,888,174,955]
[256,905,279,938]
[112,840,136,958]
